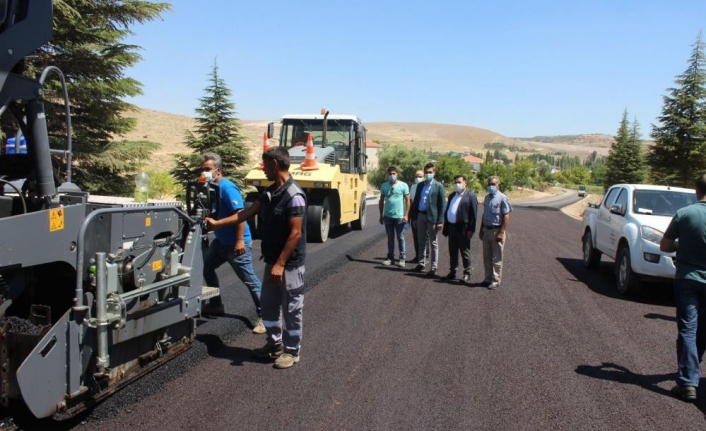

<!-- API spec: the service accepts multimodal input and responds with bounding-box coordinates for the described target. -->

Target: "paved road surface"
[513,188,584,209]
[9,197,706,430]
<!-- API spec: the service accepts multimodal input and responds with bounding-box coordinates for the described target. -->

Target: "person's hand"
[270,263,285,284]
[496,231,505,242]
[379,216,383,225]
[205,217,218,231]
[435,223,443,231]
[479,230,484,241]
[234,239,245,256]
[403,216,408,224]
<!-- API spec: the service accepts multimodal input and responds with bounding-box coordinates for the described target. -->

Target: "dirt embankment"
[561,194,604,221]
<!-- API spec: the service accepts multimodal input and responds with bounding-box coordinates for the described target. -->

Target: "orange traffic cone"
[301,133,319,171]
[258,132,270,170]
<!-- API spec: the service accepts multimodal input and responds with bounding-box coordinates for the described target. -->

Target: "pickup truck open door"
[596,187,620,256]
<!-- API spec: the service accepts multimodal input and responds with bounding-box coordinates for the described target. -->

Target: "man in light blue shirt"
[379,166,410,267]
[479,175,512,289]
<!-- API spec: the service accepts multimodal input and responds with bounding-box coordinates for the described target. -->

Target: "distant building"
[366,140,382,169]
[463,154,483,172]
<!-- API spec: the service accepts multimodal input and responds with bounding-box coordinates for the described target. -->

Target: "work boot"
[671,385,697,402]
[252,317,266,334]
[274,351,300,369]
[201,301,224,316]
[252,343,283,359]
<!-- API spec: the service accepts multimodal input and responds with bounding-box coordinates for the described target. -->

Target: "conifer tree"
[12,0,171,195]
[172,61,250,185]
[648,32,706,187]
[605,109,646,189]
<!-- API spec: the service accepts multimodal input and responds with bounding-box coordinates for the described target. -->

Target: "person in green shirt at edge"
[661,174,706,403]
[379,165,410,268]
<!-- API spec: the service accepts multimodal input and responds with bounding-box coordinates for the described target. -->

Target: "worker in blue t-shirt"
[200,153,265,334]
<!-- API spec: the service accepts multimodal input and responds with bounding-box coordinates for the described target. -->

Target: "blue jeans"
[674,278,706,387]
[203,238,262,316]
[383,216,406,260]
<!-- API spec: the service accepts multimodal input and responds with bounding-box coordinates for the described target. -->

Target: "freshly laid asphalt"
[8,198,706,430]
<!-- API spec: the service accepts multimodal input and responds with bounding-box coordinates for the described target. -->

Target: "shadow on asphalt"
[196,313,254,330]
[644,312,677,323]
[196,334,263,366]
[344,255,415,273]
[0,403,92,431]
[575,362,706,414]
[345,254,386,265]
[556,257,675,307]
[327,224,356,240]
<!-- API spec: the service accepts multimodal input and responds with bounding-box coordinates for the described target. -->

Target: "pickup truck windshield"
[633,190,696,216]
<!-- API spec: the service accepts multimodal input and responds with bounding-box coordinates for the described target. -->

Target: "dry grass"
[117,108,617,173]
[561,194,605,221]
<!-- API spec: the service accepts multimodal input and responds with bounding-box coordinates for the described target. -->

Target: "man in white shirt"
[442,175,478,284]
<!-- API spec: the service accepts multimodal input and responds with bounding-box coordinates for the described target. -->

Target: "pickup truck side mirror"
[610,203,624,216]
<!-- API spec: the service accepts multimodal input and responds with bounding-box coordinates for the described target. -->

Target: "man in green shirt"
[379,166,410,267]
[661,174,706,402]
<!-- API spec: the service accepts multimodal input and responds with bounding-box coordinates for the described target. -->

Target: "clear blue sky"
[124,0,705,138]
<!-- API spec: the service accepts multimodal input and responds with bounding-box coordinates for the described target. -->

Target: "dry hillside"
[118,108,616,172]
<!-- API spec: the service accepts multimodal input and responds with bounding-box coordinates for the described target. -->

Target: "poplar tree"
[604,109,646,189]
[648,32,706,187]
[172,61,250,185]
[13,0,171,195]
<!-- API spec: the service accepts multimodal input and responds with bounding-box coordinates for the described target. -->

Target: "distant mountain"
[118,108,619,171]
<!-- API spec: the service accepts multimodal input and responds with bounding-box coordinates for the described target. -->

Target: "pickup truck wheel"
[616,246,642,296]
[582,231,601,269]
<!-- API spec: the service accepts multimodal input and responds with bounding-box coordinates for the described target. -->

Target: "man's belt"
[484,225,501,229]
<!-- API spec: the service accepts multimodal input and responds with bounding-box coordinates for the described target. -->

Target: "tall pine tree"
[648,32,706,187]
[604,109,646,190]
[172,61,249,185]
[10,0,172,195]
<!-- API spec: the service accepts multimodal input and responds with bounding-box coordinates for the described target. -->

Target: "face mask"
[414,177,422,184]
[201,171,215,183]
[425,173,433,182]
[455,183,465,193]
[389,174,397,182]
[487,185,497,194]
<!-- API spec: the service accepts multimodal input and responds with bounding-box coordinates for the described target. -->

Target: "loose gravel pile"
[0,317,42,335]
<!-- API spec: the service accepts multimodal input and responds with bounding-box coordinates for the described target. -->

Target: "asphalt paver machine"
[0,1,216,419]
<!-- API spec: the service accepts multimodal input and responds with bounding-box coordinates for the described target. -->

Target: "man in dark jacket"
[442,175,478,284]
[206,147,306,370]
[410,162,447,276]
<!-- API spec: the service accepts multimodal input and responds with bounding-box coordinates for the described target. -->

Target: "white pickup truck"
[582,184,696,295]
